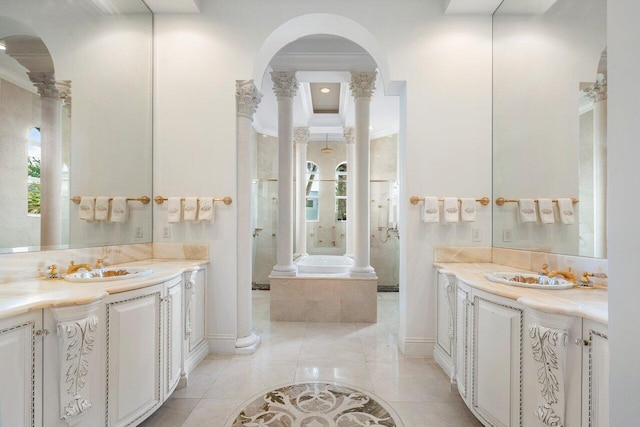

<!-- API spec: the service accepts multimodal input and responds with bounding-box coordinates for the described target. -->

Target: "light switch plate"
[503,229,513,242]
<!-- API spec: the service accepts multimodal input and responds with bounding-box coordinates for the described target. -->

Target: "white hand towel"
[198,197,215,222]
[558,198,575,224]
[421,197,439,223]
[538,198,555,224]
[443,197,459,223]
[95,197,110,221]
[460,198,476,222]
[183,197,198,221]
[167,198,182,223]
[111,197,128,223]
[519,199,537,223]
[79,197,95,221]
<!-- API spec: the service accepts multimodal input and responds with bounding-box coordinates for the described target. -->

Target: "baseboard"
[433,345,454,379]
[206,334,237,354]
[185,340,210,374]
[399,337,436,357]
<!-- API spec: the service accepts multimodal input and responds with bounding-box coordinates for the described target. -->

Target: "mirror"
[492,0,607,258]
[0,0,153,253]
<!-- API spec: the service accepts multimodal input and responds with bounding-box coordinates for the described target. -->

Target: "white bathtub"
[294,255,354,275]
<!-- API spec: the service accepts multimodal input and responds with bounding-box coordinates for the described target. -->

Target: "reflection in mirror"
[492,0,606,258]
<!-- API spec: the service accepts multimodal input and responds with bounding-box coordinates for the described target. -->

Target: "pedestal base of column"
[270,264,298,277]
[350,266,376,278]
[235,332,261,355]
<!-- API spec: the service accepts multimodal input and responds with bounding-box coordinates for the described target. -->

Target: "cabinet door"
[472,295,523,427]
[0,311,42,427]
[105,285,163,427]
[436,271,454,363]
[165,277,183,399]
[456,282,472,402]
[582,321,608,427]
[186,268,206,354]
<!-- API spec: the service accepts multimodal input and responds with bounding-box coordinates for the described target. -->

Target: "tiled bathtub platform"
[269,276,378,322]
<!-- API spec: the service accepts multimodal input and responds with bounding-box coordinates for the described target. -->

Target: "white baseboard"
[433,345,453,379]
[185,341,210,374]
[399,336,436,357]
[206,334,237,354]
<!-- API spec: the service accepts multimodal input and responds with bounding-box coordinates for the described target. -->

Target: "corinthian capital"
[56,80,72,109]
[343,127,355,144]
[271,71,299,98]
[349,71,376,99]
[585,73,607,102]
[28,72,59,99]
[236,80,262,119]
[293,127,309,145]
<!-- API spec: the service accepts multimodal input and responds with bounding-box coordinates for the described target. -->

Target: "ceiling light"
[321,133,334,154]
[320,87,331,94]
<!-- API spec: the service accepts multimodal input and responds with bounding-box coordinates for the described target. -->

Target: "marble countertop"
[434,262,608,325]
[0,259,208,321]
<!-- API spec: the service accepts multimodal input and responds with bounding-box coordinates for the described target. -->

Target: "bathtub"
[294,255,354,275]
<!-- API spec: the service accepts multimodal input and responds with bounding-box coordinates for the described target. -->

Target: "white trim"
[433,345,454,379]
[400,337,435,357]
[206,334,237,354]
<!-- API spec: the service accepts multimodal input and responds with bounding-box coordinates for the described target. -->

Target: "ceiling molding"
[0,64,36,93]
[142,0,201,13]
[270,52,376,73]
[444,0,502,15]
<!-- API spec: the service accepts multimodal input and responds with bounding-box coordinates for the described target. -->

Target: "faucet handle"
[580,271,608,286]
[95,258,107,269]
[539,264,549,276]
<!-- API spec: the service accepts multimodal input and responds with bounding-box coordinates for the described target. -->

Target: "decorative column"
[294,127,310,258]
[270,71,299,276]
[349,72,377,278]
[235,80,262,353]
[588,73,607,258]
[30,72,62,248]
[344,127,356,258]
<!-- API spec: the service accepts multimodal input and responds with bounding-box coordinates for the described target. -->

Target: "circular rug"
[226,381,404,427]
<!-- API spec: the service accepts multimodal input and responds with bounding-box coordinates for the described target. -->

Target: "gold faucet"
[548,267,576,283]
[579,272,608,287]
[538,264,549,276]
[67,261,93,274]
[95,258,106,269]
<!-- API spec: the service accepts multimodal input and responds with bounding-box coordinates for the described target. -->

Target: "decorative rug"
[226,382,404,426]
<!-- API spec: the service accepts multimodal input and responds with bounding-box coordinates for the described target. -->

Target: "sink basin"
[485,272,574,290]
[64,267,153,282]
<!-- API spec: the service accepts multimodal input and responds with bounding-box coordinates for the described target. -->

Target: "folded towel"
[421,197,439,223]
[443,197,459,223]
[538,198,555,224]
[199,197,215,222]
[460,198,476,222]
[111,197,128,223]
[79,197,95,221]
[558,198,575,224]
[183,197,198,221]
[519,199,537,223]
[95,197,110,221]
[167,198,182,223]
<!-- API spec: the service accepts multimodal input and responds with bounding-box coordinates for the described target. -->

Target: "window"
[335,162,347,221]
[306,161,319,221]
[27,127,41,215]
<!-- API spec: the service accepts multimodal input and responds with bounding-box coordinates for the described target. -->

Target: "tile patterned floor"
[141,291,482,427]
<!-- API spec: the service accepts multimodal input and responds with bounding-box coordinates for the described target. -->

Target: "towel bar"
[410,196,491,206]
[70,196,150,205]
[153,196,233,205]
[495,197,579,206]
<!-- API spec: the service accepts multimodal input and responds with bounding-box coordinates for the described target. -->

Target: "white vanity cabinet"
[434,270,456,380]
[164,277,184,400]
[183,267,208,377]
[582,320,609,427]
[455,279,472,404]
[0,311,43,427]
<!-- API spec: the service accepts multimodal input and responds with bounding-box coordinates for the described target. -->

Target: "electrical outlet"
[472,228,481,242]
[134,225,143,239]
[162,226,171,238]
[503,229,513,242]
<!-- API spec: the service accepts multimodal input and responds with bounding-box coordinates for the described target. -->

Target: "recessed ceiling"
[310,83,340,114]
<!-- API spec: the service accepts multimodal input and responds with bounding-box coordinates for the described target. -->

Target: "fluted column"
[235,80,262,353]
[587,73,607,258]
[344,127,356,258]
[294,127,310,258]
[30,72,62,249]
[270,72,299,276]
[349,72,376,278]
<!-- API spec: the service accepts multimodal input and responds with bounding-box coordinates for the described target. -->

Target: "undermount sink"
[64,267,153,282]
[485,272,574,290]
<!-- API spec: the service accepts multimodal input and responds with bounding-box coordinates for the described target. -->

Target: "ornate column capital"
[344,127,356,144]
[585,73,607,102]
[56,80,72,109]
[28,72,60,99]
[236,80,262,119]
[349,71,376,99]
[293,127,309,145]
[271,71,299,98]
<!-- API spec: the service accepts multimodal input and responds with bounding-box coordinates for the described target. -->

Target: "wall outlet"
[134,225,143,239]
[472,228,482,242]
[162,226,171,238]
[503,229,513,242]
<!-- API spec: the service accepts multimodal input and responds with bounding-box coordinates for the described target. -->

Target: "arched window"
[27,127,41,215]
[306,161,319,221]
[335,162,347,221]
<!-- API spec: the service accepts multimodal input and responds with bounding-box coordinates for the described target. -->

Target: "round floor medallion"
[226,381,404,426]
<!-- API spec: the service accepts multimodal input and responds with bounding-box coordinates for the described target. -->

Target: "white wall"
[153,0,493,355]
[607,0,640,424]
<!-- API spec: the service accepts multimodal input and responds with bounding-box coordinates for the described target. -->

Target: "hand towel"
[557,198,575,224]
[443,197,459,223]
[519,199,537,223]
[538,198,555,224]
[111,197,128,223]
[460,198,476,222]
[79,197,95,221]
[421,197,439,223]
[95,197,110,221]
[183,197,198,221]
[167,198,182,223]
[198,197,215,222]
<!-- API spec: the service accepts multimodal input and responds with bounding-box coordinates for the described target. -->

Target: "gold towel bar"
[410,196,491,206]
[70,196,150,205]
[495,197,579,206]
[154,196,233,205]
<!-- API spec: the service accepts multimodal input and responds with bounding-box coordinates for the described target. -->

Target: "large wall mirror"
[492,0,607,258]
[0,0,153,253]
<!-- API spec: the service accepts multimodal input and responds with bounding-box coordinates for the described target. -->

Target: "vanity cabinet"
[165,277,184,400]
[183,267,208,376]
[455,279,472,403]
[434,270,456,380]
[582,320,609,427]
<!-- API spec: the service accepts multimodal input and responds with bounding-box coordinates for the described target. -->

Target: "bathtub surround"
[236,80,263,353]
[344,127,356,258]
[294,127,310,258]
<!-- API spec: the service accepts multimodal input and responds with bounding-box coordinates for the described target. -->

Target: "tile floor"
[141,291,482,427]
